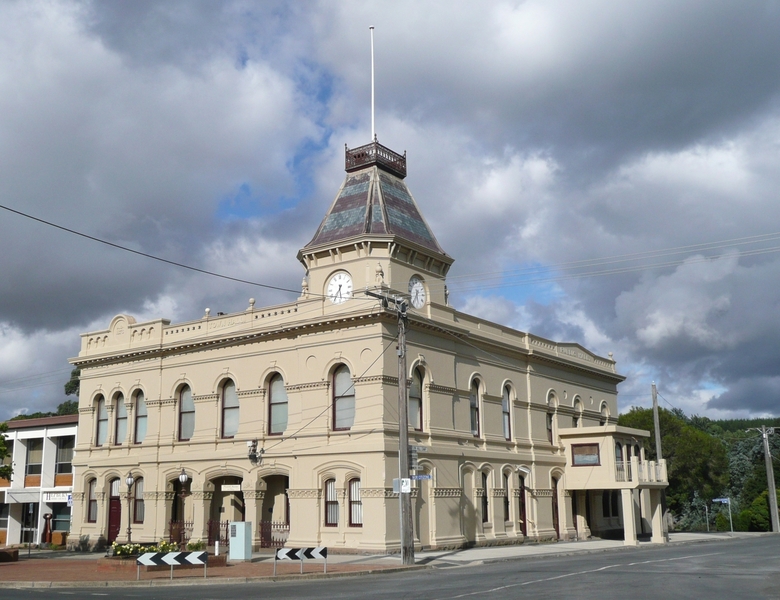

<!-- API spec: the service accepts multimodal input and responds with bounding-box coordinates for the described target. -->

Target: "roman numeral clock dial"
[409,276,426,309]
[327,272,353,304]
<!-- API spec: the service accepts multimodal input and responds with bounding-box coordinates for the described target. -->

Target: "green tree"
[64,367,80,397]
[56,400,78,415]
[618,407,729,515]
[0,422,11,480]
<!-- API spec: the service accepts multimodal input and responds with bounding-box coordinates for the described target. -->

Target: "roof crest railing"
[345,139,407,178]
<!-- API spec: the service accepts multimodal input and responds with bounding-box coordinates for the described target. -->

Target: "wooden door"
[108,497,121,543]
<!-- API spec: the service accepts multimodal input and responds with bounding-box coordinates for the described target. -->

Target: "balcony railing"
[345,140,407,178]
[615,457,667,484]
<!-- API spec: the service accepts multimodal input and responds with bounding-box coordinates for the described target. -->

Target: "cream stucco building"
[68,140,667,552]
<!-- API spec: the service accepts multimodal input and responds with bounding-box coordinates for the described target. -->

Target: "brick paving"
[0,557,402,584]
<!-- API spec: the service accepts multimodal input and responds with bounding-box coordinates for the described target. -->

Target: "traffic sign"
[401,478,412,493]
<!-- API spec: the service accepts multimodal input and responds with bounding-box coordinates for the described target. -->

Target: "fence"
[259,521,290,548]
[207,520,229,546]
[168,520,193,546]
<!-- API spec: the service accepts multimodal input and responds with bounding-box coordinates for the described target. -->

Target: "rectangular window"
[96,397,108,446]
[114,396,127,444]
[269,375,289,435]
[88,479,98,523]
[221,381,240,439]
[25,439,43,476]
[481,472,489,523]
[546,413,553,444]
[133,478,145,524]
[55,436,74,474]
[572,443,601,466]
[324,479,338,526]
[1,440,12,471]
[52,503,71,531]
[179,387,195,441]
[0,503,8,529]
[409,370,423,431]
[503,473,510,522]
[333,367,355,431]
[349,479,362,527]
[470,386,480,437]
[502,388,511,440]
[134,392,147,444]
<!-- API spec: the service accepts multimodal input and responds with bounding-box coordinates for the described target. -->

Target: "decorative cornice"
[79,407,94,414]
[475,489,486,498]
[361,487,394,498]
[427,384,457,396]
[491,489,507,497]
[286,381,330,393]
[432,488,461,498]
[191,491,214,501]
[71,492,85,501]
[353,375,398,386]
[287,489,320,499]
[194,394,218,403]
[237,389,262,398]
[531,489,552,497]
[243,490,265,500]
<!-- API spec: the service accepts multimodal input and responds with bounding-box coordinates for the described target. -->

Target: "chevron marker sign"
[276,548,301,561]
[136,551,208,566]
[301,547,327,560]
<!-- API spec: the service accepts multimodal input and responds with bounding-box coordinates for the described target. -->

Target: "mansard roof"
[303,140,448,256]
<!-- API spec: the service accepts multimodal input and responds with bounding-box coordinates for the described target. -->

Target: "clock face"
[409,276,426,309]
[327,272,353,304]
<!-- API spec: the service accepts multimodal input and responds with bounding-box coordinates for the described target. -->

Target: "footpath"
[0,531,764,589]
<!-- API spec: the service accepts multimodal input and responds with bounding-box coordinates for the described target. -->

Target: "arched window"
[502,386,512,440]
[268,374,288,435]
[87,479,98,522]
[134,391,147,444]
[634,444,642,462]
[324,479,338,526]
[95,396,107,446]
[600,403,609,426]
[573,399,582,428]
[615,441,623,463]
[114,394,126,445]
[409,368,423,431]
[470,381,481,437]
[333,366,355,431]
[481,472,489,523]
[221,380,239,439]
[546,413,554,444]
[178,385,195,441]
[133,477,144,523]
[349,478,362,527]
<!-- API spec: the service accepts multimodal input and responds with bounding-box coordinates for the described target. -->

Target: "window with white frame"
[502,386,512,440]
[178,385,195,441]
[333,365,355,431]
[221,380,239,439]
[470,381,481,436]
[481,472,489,523]
[25,439,43,475]
[409,368,423,431]
[87,479,98,522]
[114,394,127,445]
[133,477,145,523]
[268,374,288,435]
[324,479,338,526]
[349,478,362,527]
[503,472,510,521]
[95,396,108,446]
[134,391,147,444]
[55,436,74,474]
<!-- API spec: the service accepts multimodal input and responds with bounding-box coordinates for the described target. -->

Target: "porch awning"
[4,489,41,503]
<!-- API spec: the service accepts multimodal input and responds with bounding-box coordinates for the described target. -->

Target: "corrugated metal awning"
[4,489,40,503]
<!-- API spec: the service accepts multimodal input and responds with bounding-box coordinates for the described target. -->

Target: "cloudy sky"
[2,0,780,420]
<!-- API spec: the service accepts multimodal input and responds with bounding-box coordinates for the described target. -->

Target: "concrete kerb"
[0,565,430,589]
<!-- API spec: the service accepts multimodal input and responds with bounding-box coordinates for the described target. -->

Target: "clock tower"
[297,138,453,313]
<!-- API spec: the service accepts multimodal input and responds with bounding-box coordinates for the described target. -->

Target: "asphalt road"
[7,535,780,600]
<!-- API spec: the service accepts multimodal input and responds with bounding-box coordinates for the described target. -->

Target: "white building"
[0,414,77,547]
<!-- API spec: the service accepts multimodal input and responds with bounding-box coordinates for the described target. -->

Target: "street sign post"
[712,497,733,535]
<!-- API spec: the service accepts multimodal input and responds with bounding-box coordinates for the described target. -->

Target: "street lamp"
[125,472,135,544]
[176,469,190,549]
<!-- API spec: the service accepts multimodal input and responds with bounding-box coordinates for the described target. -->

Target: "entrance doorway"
[107,478,121,543]
[551,477,560,539]
[259,475,289,548]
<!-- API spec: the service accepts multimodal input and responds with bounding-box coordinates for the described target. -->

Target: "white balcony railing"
[615,457,667,484]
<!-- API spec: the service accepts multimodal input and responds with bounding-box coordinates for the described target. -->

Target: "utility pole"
[366,290,414,564]
[651,382,662,461]
[748,426,779,533]
[651,382,668,539]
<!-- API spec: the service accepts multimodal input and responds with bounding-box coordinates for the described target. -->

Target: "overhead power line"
[0,203,307,297]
